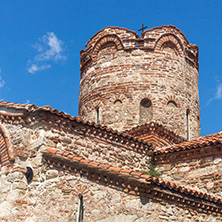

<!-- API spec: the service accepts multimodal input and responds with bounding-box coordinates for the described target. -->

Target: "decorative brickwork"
[79,25,200,139]
[0,101,221,221]
[125,121,186,148]
[0,124,13,168]
[0,26,221,221]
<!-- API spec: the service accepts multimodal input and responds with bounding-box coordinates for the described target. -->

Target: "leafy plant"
[137,159,160,177]
[147,163,159,177]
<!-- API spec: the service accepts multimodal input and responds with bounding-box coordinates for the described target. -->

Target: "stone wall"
[1,156,220,222]
[78,26,200,139]
[0,115,220,221]
[157,154,222,198]
[1,120,150,172]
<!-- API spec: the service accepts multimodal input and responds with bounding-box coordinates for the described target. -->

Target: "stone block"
[46,170,58,180]
[188,166,217,178]
[214,157,221,164]
[96,214,137,222]
[12,181,27,190]
[31,156,43,168]
[7,172,24,183]
[0,201,12,217]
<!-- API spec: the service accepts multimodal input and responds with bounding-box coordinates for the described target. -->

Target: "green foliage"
[137,160,160,177]
[147,163,159,177]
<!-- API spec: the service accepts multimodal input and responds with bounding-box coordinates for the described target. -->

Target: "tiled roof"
[124,121,186,148]
[0,101,153,153]
[43,147,222,214]
[152,131,222,155]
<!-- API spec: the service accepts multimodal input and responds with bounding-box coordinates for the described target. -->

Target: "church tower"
[78,25,200,139]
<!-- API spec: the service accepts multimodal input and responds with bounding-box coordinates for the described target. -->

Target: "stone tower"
[78,25,200,139]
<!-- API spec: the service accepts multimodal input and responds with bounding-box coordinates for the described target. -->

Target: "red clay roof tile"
[0,100,153,152]
[45,148,57,154]
[151,131,222,155]
[124,121,186,148]
[43,147,222,207]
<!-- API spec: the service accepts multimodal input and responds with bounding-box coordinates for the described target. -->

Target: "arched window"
[140,98,152,124]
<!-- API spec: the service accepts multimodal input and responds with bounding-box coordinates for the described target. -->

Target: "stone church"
[0,25,222,221]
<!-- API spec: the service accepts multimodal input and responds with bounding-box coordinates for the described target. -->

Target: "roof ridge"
[152,131,222,155]
[124,121,186,143]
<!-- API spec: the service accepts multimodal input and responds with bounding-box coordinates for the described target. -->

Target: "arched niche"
[161,41,179,56]
[167,100,177,108]
[155,33,184,56]
[114,99,122,105]
[92,34,124,57]
[139,98,152,124]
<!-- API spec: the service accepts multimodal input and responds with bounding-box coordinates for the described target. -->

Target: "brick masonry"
[79,26,200,139]
[0,101,220,221]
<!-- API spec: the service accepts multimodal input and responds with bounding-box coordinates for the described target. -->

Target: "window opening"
[186,110,190,140]
[25,167,33,183]
[96,108,100,124]
[77,193,83,222]
[114,99,122,105]
[167,100,177,108]
[140,98,152,124]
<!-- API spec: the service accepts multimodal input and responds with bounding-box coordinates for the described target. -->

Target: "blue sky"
[0,0,221,136]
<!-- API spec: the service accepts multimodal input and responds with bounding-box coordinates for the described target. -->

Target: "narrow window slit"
[186,109,190,140]
[96,107,100,124]
[77,193,83,222]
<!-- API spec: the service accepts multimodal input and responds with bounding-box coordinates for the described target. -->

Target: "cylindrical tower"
[78,25,200,139]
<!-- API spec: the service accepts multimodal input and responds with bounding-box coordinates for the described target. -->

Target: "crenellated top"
[80,25,199,72]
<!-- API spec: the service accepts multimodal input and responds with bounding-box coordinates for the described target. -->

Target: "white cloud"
[0,69,5,88]
[215,83,222,100]
[207,80,222,105]
[27,32,66,74]
[28,64,51,74]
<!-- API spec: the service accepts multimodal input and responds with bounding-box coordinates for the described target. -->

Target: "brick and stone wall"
[156,154,222,198]
[1,148,220,222]
[78,26,200,139]
[2,172,220,222]
[1,160,221,222]
[0,109,220,221]
[1,121,150,173]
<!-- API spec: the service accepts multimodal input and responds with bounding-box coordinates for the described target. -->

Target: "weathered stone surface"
[79,27,200,139]
[96,214,137,222]
[12,181,27,190]
[188,166,217,178]
[61,136,72,144]
[45,170,58,180]
[214,157,221,164]
[0,201,12,217]
[206,182,214,190]
[7,172,24,183]
[25,216,36,222]
[31,156,43,168]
